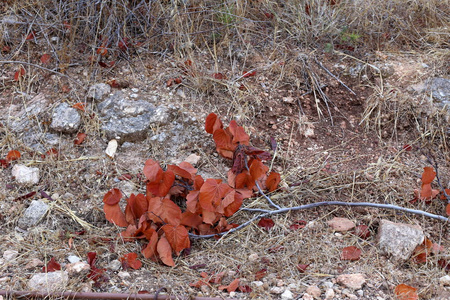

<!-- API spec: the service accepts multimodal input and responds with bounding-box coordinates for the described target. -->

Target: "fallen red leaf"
[40,53,51,64]
[0,159,9,168]
[119,252,142,270]
[289,220,307,230]
[243,70,256,78]
[219,278,240,293]
[74,132,87,145]
[43,257,61,272]
[213,73,225,79]
[14,68,26,81]
[353,224,371,239]
[341,246,361,261]
[402,144,412,151]
[6,150,21,161]
[72,103,85,111]
[25,31,36,41]
[254,268,267,280]
[258,218,275,230]
[296,264,309,273]
[394,283,418,300]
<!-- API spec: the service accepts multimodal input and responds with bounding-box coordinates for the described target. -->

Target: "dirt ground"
[0,2,449,299]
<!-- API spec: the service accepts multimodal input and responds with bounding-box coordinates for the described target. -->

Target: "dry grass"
[0,0,449,299]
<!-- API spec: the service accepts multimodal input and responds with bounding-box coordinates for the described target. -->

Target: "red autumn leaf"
[394,284,418,300]
[0,159,9,168]
[296,264,309,273]
[87,252,107,287]
[258,218,275,230]
[213,73,225,79]
[120,224,137,242]
[125,193,148,223]
[119,253,142,270]
[141,228,158,259]
[6,150,21,161]
[223,191,243,217]
[249,159,267,182]
[239,285,252,293]
[2,45,11,53]
[235,171,254,189]
[290,220,307,230]
[213,128,235,159]
[147,197,181,225]
[180,211,203,229]
[146,170,175,197]
[199,179,232,211]
[440,189,450,200]
[186,190,200,213]
[412,238,434,264]
[72,103,86,111]
[238,84,247,91]
[402,144,412,151]
[205,113,223,134]
[25,31,36,40]
[40,53,51,64]
[103,203,128,227]
[97,46,108,56]
[184,59,192,66]
[118,38,130,51]
[219,278,240,292]
[422,167,435,184]
[266,172,281,192]
[255,268,267,280]
[446,203,450,216]
[14,67,26,81]
[157,236,175,267]
[103,188,122,205]
[162,224,190,254]
[264,12,274,19]
[353,224,371,239]
[43,257,61,272]
[228,120,250,145]
[341,246,361,261]
[74,132,87,145]
[243,70,256,77]
[167,164,193,180]
[143,159,163,182]
[46,148,58,157]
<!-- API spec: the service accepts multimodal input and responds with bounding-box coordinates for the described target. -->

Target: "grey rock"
[67,255,81,264]
[50,102,81,133]
[108,259,122,271]
[376,219,424,260]
[87,83,111,101]
[3,250,19,261]
[430,77,450,107]
[28,271,68,292]
[12,164,40,185]
[97,92,157,142]
[17,200,49,229]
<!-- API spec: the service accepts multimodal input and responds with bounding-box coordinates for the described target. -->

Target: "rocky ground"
[0,1,449,299]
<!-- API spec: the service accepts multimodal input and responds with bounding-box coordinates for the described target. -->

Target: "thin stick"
[314,56,356,95]
[0,60,83,86]
[189,200,449,239]
[0,290,229,300]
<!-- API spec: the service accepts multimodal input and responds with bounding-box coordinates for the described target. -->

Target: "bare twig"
[0,290,229,300]
[189,200,449,239]
[314,56,356,95]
